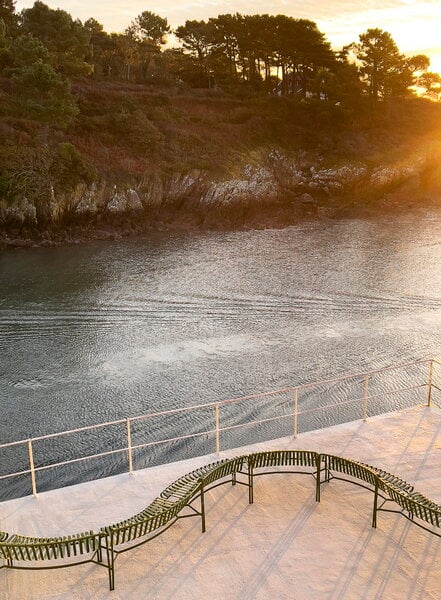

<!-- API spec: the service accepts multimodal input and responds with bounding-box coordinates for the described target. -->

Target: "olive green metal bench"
[2,450,440,592]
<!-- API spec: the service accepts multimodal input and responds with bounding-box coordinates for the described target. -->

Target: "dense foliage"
[0,1,437,99]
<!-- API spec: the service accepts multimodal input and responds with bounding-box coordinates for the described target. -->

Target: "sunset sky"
[15,0,441,74]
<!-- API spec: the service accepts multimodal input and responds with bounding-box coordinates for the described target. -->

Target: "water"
[1,212,441,497]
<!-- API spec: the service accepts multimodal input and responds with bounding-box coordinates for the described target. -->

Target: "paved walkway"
[1,405,440,599]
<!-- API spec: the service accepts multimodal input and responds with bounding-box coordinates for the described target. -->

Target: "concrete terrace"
[1,405,441,600]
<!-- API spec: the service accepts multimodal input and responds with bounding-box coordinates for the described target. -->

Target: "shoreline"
[1,195,439,251]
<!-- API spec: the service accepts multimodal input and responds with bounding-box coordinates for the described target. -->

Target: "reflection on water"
[1,211,441,497]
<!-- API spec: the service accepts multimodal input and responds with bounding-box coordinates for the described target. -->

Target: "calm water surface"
[1,212,441,496]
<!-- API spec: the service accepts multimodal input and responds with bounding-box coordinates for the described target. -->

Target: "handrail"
[0,358,437,498]
[0,382,430,483]
[0,358,431,450]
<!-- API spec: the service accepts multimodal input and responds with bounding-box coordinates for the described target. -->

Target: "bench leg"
[315,456,321,503]
[248,467,254,504]
[200,487,206,533]
[232,473,237,487]
[372,480,379,529]
[105,540,115,591]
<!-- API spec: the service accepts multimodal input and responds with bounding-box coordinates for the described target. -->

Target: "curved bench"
[1,451,440,591]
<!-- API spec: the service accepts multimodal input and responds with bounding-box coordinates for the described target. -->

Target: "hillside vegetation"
[1,2,441,245]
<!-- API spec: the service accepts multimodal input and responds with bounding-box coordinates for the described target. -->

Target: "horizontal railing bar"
[0,360,433,492]
[287,359,430,395]
[0,468,32,481]
[295,383,428,417]
[33,447,129,472]
[131,428,216,451]
[0,418,128,449]
[0,413,308,480]
[0,358,430,451]
[120,416,289,454]
[33,431,218,472]
[130,387,295,423]
[218,412,292,433]
[210,359,431,410]
[11,414,297,475]
[0,391,295,450]
[297,397,365,416]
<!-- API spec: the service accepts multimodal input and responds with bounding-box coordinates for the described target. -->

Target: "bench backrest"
[201,457,244,487]
[324,455,377,486]
[105,496,188,547]
[249,450,318,470]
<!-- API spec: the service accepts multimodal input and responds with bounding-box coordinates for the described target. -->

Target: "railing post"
[215,404,220,454]
[28,439,37,497]
[427,360,433,407]
[126,418,133,474]
[293,388,299,438]
[363,376,369,421]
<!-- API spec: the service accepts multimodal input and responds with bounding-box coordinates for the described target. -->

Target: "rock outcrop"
[0,150,435,247]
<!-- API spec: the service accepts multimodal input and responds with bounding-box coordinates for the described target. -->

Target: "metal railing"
[1,358,440,499]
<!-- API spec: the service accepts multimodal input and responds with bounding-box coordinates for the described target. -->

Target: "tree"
[99,33,122,79]
[127,11,170,47]
[418,71,441,96]
[329,48,364,103]
[9,33,49,68]
[20,1,92,77]
[175,14,335,93]
[10,60,78,127]
[353,29,407,100]
[0,18,11,71]
[210,14,241,80]
[84,17,115,78]
[405,54,432,90]
[352,30,434,101]
[0,0,17,34]
[115,34,139,81]
[273,17,334,96]
[175,20,216,86]
[175,20,213,64]
[124,11,170,82]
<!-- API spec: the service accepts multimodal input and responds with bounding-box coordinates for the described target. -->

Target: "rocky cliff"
[1,147,438,248]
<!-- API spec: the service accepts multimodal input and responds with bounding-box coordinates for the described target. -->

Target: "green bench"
[1,450,440,591]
